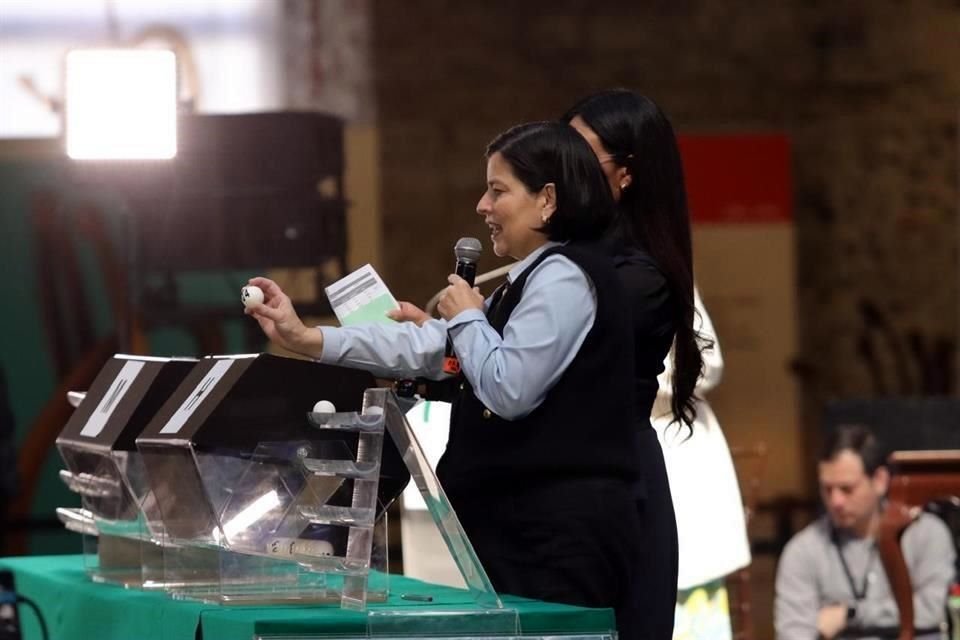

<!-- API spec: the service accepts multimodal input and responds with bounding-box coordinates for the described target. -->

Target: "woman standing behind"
[565,90,749,640]
[563,89,701,640]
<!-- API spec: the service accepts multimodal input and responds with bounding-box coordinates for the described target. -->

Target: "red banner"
[678,134,792,224]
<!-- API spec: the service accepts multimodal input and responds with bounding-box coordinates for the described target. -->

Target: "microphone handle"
[456,261,478,287]
[442,260,478,374]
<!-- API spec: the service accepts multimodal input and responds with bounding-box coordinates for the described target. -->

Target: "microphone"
[442,237,482,375]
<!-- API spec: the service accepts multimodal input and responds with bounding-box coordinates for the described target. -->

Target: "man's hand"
[816,604,848,640]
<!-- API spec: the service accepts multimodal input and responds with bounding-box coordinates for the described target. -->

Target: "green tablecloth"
[0,555,616,639]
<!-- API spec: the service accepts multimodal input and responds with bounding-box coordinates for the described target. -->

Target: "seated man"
[775,424,955,640]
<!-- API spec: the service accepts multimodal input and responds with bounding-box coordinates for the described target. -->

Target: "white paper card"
[324,264,399,326]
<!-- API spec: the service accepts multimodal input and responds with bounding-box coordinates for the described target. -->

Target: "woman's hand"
[387,301,432,326]
[436,274,484,321]
[244,276,324,358]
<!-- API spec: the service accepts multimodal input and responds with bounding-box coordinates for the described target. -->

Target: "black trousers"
[451,437,678,640]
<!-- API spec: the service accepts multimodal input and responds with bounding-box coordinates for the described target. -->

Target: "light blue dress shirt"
[319,242,597,419]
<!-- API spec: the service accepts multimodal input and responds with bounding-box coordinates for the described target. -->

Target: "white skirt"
[652,397,751,589]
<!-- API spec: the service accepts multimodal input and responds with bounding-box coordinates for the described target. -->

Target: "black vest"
[436,243,639,499]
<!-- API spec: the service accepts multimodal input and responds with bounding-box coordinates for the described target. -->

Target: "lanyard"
[831,529,877,601]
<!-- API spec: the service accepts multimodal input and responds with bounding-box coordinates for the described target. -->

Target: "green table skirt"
[0,555,616,639]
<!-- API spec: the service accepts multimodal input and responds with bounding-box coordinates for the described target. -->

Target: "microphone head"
[454,237,482,263]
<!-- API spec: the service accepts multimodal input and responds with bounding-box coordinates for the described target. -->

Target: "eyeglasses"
[596,153,633,166]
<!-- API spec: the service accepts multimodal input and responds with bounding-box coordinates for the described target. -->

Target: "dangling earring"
[620,182,629,191]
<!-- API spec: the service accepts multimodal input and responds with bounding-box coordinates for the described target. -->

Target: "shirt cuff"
[447,309,487,331]
[446,308,486,333]
[316,326,343,363]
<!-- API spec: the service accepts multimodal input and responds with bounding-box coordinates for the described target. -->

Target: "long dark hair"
[486,121,616,243]
[564,90,702,428]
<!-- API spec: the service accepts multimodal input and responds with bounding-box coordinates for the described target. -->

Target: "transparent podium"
[54,353,616,638]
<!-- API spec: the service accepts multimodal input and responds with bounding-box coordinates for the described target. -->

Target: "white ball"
[312,400,336,414]
[308,540,335,557]
[241,285,264,309]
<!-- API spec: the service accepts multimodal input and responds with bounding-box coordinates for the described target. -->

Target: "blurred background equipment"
[64,48,178,160]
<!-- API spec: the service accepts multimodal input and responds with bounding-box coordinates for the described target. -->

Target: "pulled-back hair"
[486,121,616,244]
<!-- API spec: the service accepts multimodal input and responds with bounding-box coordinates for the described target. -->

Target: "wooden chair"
[876,450,960,640]
[726,442,769,640]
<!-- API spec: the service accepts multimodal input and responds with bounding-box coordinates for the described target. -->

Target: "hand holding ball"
[241,277,319,358]
[241,285,264,309]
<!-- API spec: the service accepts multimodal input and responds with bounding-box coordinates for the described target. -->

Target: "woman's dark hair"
[820,424,887,476]
[564,90,702,428]
[486,121,616,244]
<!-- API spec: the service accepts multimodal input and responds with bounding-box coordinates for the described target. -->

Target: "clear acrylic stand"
[56,355,616,637]
[135,355,395,607]
[55,356,199,588]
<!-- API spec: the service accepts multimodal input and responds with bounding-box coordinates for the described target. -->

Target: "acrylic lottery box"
[55,355,198,586]
[134,353,409,606]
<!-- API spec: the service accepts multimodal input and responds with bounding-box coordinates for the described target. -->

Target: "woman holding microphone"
[248,120,657,638]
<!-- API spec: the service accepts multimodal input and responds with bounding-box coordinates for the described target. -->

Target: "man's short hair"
[820,424,887,476]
